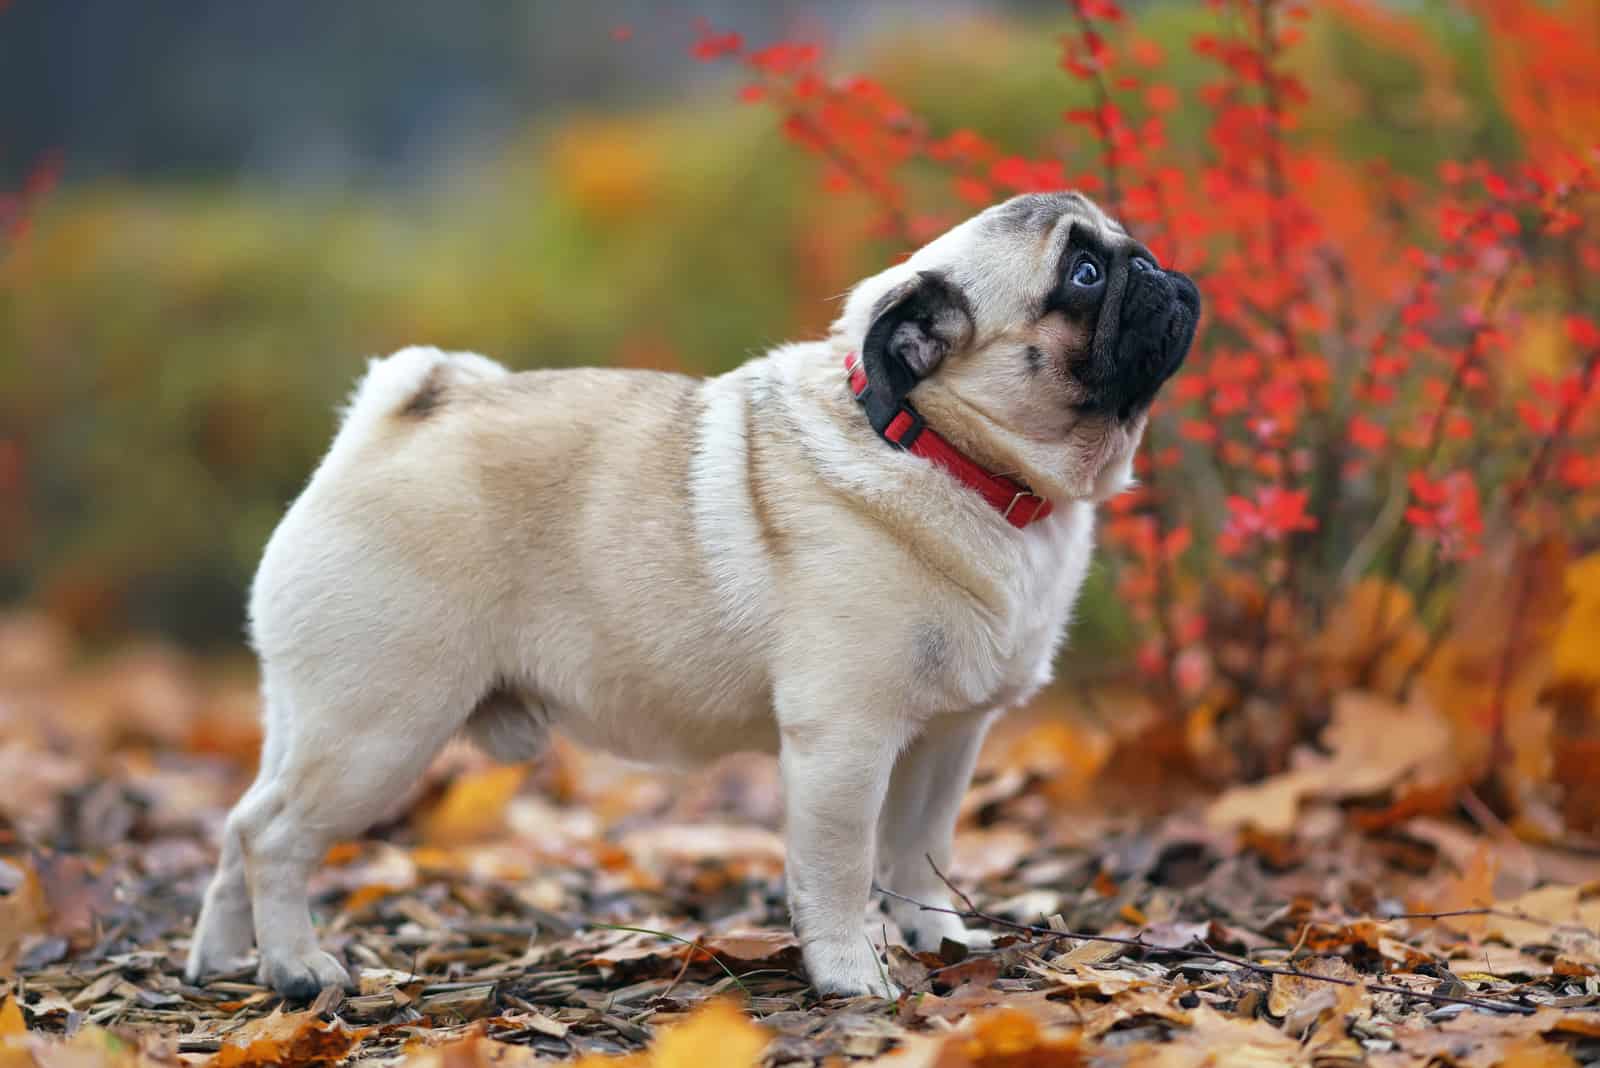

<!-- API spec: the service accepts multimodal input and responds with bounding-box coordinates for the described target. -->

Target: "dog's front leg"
[876,712,996,952]
[777,684,906,999]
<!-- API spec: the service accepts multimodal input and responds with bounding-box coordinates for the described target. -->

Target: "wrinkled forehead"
[906,192,1132,319]
[987,191,1128,244]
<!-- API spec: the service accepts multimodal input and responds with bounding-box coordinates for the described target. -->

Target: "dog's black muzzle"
[1080,255,1201,420]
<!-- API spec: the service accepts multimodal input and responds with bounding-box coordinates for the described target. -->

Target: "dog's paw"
[953,927,994,951]
[257,950,354,1002]
[805,941,900,1000]
[183,948,254,987]
[184,920,255,985]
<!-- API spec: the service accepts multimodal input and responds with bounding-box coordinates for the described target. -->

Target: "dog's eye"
[1070,256,1102,288]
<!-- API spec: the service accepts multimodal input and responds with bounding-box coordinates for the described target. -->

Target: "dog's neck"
[844,353,1052,528]
[904,376,1134,505]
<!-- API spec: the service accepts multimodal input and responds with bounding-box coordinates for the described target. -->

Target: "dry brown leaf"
[952,826,1033,882]
[1021,954,1151,998]
[9,1025,175,1068]
[1418,841,1499,937]
[398,1027,541,1067]
[1496,1039,1579,1068]
[698,928,799,963]
[209,1008,364,1067]
[1395,1007,1595,1068]
[1135,1005,1310,1067]
[1071,988,1193,1039]
[1058,938,1123,966]
[0,863,46,977]
[1420,537,1568,781]
[1266,956,1366,1035]
[1488,883,1600,949]
[1207,691,1454,833]
[996,719,1115,805]
[617,823,785,871]
[1317,577,1430,692]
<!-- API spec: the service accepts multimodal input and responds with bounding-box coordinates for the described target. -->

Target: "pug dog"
[186,191,1199,1000]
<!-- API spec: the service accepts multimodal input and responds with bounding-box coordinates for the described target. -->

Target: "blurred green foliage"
[0,5,1521,649]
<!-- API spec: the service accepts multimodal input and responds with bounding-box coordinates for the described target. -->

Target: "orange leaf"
[0,995,24,1038]
[572,1000,767,1068]
[417,765,527,845]
[952,1007,1087,1067]
[210,1008,364,1067]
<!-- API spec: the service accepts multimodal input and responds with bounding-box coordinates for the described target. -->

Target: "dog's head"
[834,192,1200,500]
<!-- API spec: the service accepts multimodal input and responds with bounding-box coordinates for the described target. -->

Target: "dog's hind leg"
[232,664,471,1000]
[186,696,289,983]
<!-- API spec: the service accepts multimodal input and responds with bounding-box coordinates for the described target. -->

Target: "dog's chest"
[927,502,1095,715]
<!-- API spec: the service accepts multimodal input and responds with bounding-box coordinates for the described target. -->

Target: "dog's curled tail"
[336,346,509,443]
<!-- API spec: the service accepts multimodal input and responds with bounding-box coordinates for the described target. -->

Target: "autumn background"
[2,1,1600,1065]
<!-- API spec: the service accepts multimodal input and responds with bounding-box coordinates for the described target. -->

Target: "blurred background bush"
[0,0,1550,651]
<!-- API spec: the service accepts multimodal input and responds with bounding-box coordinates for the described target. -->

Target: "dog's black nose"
[1131,256,1156,273]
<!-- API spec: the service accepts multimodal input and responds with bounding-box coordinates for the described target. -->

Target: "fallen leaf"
[1207,691,1454,833]
[1431,842,1499,939]
[0,862,46,977]
[1135,1005,1309,1067]
[939,1006,1088,1067]
[210,1008,364,1067]
[1496,1038,1579,1068]
[571,999,767,1068]
[699,928,799,964]
[1552,552,1600,689]
[0,996,23,1038]
[1266,956,1366,1035]
[1317,577,1429,692]
[400,1026,541,1067]
[417,765,527,845]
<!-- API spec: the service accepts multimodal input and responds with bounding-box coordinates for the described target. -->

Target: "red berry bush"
[689,1,1600,816]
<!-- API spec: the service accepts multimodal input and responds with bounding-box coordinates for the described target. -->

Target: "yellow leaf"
[0,996,23,1038]
[1553,552,1600,689]
[650,1000,767,1068]
[417,765,527,845]
[570,1001,766,1068]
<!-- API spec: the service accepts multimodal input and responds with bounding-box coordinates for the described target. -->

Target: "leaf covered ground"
[1,613,1598,1067]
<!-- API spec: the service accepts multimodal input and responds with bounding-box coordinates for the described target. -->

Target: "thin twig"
[588,923,753,998]
[1382,907,1551,925]
[877,866,1537,1016]
[927,853,977,913]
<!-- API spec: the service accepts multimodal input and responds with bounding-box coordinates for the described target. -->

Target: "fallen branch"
[873,857,1535,1017]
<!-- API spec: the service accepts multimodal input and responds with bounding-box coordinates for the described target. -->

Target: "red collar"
[844,354,1052,529]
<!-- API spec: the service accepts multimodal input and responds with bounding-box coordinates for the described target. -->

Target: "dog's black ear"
[860,271,974,409]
